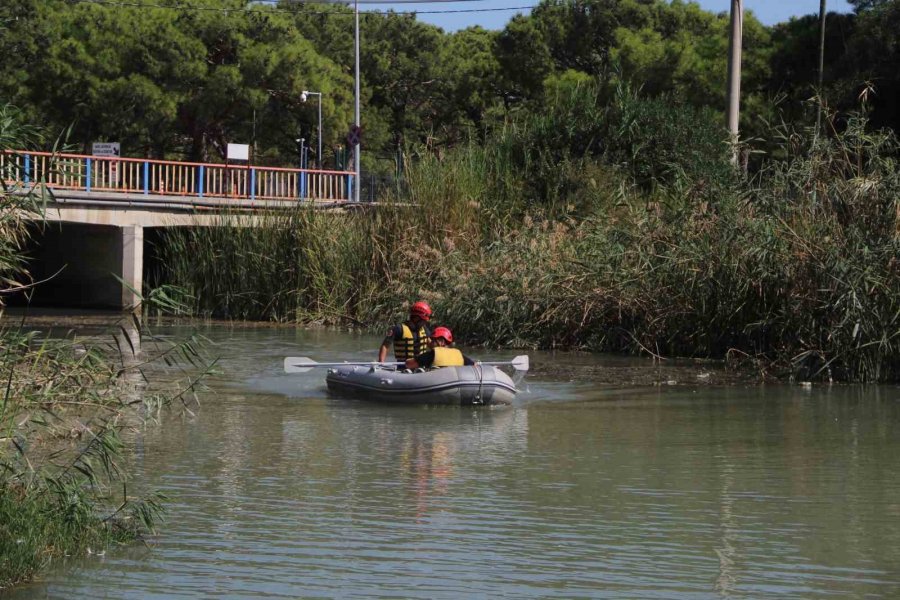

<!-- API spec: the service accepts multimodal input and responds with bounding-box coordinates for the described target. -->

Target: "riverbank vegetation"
[0,328,162,588]
[156,83,900,382]
[0,205,150,587]
[0,293,209,590]
[0,112,209,589]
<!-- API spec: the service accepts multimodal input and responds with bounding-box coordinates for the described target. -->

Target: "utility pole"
[353,0,361,202]
[726,0,743,165]
[816,0,827,133]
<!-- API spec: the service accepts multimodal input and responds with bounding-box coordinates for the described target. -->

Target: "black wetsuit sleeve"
[416,349,436,368]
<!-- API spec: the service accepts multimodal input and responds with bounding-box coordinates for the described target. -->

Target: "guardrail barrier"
[0,150,355,203]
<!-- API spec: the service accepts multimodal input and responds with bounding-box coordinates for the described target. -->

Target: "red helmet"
[432,326,453,343]
[410,301,432,321]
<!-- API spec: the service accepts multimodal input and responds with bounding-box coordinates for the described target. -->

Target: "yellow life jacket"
[432,347,464,367]
[394,322,430,361]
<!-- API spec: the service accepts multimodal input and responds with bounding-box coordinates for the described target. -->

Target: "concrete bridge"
[2,150,357,309]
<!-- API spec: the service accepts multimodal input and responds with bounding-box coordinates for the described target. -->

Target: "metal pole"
[354,0,361,202]
[816,0,827,133]
[726,0,743,165]
[317,93,323,168]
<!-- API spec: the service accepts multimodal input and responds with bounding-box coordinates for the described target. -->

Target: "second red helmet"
[410,301,432,321]
[432,326,453,343]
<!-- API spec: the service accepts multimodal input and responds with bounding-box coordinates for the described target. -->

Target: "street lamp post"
[288,0,360,199]
[726,0,743,166]
[353,0,360,202]
[301,90,322,167]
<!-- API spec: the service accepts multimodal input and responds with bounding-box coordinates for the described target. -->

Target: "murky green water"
[8,324,900,599]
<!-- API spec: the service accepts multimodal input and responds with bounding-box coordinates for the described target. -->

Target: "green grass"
[0,444,163,589]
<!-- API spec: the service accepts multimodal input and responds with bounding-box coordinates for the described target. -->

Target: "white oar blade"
[284,357,317,373]
[510,355,530,372]
[478,355,530,371]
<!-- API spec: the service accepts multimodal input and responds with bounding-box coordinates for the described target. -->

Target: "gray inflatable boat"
[325,364,518,405]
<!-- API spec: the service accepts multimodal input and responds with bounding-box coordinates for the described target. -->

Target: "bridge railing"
[0,150,356,203]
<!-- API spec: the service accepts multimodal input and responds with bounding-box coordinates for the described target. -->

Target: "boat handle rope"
[475,362,485,405]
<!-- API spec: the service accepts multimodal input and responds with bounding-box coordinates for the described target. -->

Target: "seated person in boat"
[405,327,475,369]
[378,300,433,362]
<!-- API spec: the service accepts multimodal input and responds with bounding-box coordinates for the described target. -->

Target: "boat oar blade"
[284,357,318,373]
[510,354,530,372]
[478,355,530,371]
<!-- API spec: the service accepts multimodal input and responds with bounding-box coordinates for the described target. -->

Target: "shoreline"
[9,308,789,388]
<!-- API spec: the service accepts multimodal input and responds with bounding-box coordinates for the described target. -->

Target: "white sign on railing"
[227,143,250,161]
[92,142,121,185]
[92,142,120,157]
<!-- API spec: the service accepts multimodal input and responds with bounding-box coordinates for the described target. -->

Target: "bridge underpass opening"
[16,222,143,310]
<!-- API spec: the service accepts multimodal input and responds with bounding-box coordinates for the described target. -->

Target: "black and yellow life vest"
[394,322,431,361]
[432,347,465,367]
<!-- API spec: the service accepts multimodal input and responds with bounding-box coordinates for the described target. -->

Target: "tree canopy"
[0,0,897,168]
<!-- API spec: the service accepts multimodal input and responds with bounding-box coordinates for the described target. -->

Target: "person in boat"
[405,326,475,369]
[378,300,434,363]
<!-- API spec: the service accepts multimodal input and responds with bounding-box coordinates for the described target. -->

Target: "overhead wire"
[69,0,536,17]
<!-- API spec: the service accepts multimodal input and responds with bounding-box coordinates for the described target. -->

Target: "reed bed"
[431,115,900,381]
[0,331,154,588]
[155,88,900,382]
[0,316,215,589]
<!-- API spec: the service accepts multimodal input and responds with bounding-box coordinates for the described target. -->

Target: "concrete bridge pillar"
[120,225,143,309]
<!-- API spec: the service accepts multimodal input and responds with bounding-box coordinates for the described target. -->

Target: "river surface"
[7,322,900,599]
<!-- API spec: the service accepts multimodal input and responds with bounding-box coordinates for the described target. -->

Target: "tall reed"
[430,113,900,381]
[1,106,209,589]
[0,327,169,588]
[153,88,900,381]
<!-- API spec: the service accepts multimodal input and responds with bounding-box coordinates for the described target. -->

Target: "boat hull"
[325,365,517,406]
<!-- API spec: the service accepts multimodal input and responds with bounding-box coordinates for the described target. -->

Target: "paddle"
[283,357,401,374]
[283,354,530,374]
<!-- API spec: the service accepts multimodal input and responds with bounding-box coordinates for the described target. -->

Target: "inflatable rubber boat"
[325,364,518,406]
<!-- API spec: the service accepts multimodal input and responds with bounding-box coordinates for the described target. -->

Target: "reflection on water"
[6,323,900,599]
